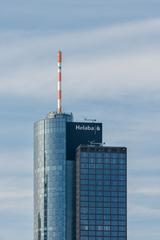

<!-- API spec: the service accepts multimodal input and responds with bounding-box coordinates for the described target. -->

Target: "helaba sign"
[66,122,102,160]
[75,124,101,131]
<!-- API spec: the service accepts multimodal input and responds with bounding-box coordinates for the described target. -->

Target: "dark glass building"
[76,145,127,240]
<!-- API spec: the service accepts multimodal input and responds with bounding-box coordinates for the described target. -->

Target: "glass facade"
[76,145,127,240]
[34,112,73,240]
[34,111,127,240]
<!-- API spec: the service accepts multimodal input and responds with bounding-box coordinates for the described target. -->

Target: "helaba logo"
[75,125,101,132]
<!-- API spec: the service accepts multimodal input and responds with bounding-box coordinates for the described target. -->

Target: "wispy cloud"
[0,150,32,214]
[128,203,160,218]
[1,18,160,100]
[129,187,160,197]
[0,191,32,200]
[1,13,160,240]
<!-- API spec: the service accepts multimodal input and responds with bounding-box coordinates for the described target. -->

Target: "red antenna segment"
[57,50,62,113]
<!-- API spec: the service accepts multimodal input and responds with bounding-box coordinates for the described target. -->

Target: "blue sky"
[0,1,160,239]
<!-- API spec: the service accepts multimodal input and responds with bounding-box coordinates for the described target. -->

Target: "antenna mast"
[57,50,62,113]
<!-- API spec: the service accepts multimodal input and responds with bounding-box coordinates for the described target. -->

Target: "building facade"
[76,145,127,240]
[34,112,73,240]
[66,122,102,240]
[34,112,103,240]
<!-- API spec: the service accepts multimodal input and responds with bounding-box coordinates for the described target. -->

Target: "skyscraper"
[34,51,127,240]
[76,145,127,240]
[34,112,73,240]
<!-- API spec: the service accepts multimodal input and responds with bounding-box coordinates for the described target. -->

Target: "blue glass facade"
[34,112,73,240]
[34,112,127,240]
[76,145,127,240]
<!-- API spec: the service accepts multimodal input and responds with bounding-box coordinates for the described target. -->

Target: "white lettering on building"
[75,125,101,131]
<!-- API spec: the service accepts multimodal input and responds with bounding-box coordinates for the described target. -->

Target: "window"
[80,207,88,214]
[96,169,104,174]
[96,164,103,169]
[96,214,103,220]
[81,169,88,174]
[104,208,110,214]
[89,158,95,164]
[119,192,126,197]
[96,186,103,191]
[96,196,103,202]
[89,175,96,180]
[81,215,88,220]
[89,191,96,196]
[89,220,95,225]
[104,226,110,231]
[96,175,103,180]
[89,185,96,191]
[81,225,89,230]
[89,215,95,220]
[119,226,126,231]
[104,152,110,157]
[89,164,95,169]
[89,231,95,237]
[81,163,88,169]
[119,176,126,180]
[104,158,110,164]
[89,169,96,175]
[96,220,103,225]
[81,230,88,236]
[104,175,110,180]
[111,159,118,164]
[81,191,88,196]
[96,226,103,231]
[80,202,88,207]
[81,175,89,180]
[119,153,126,158]
[80,196,88,201]
[119,232,126,237]
[96,208,103,214]
[111,208,118,214]
[89,202,96,207]
[89,208,95,214]
[81,237,88,240]
[81,179,88,185]
[104,231,110,236]
[81,185,89,191]
[81,152,88,157]
[89,225,96,230]
[89,180,96,185]
[89,152,95,157]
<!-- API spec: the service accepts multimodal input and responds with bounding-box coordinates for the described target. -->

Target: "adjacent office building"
[34,51,127,240]
[76,145,127,240]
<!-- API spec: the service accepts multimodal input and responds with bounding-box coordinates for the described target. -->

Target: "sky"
[0,0,160,239]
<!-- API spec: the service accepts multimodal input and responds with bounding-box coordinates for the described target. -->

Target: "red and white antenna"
[57,50,62,113]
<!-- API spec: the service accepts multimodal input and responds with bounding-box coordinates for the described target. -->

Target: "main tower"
[34,51,73,240]
[34,112,73,240]
[34,51,103,240]
[34,51,127,240]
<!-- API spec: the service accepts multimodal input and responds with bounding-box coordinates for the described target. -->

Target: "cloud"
[0,150,32,174]
[129,187,160,197]
[128,203,160,218]
[0,191,32,200]
[1,18,160,100]
[0,150,32,214]
[1,17,160,240]
[0,191,32,213]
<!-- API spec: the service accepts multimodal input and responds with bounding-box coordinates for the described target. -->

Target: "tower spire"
[57,50,62,113]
